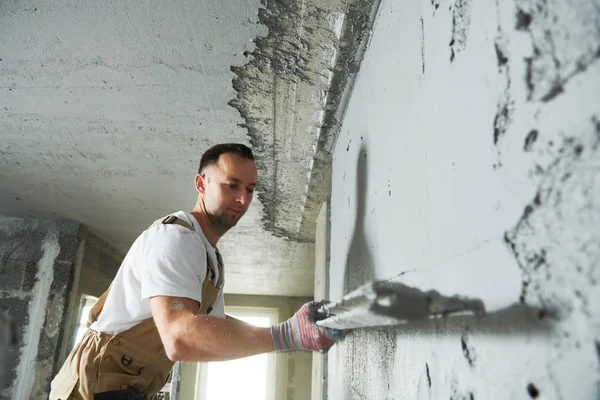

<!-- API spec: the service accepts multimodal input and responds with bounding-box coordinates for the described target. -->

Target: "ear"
[195,173,207,194]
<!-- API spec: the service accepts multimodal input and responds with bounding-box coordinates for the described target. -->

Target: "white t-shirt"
[90,211,225,334]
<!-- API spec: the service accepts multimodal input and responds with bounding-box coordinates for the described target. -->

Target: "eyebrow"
[226,177,257,186]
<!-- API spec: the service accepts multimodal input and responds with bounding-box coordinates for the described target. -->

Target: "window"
[72,295,97,349]
[202,306,278,400]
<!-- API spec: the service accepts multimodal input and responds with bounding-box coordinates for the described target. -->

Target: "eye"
[227,183,238,190]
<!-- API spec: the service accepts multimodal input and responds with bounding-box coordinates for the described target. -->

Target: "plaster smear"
[12,230,60,400]
[327,0,600,396]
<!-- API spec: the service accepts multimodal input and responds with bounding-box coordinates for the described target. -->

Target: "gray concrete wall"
[327,0,600,398]
[0,215,82,400]
[0,216,122,399]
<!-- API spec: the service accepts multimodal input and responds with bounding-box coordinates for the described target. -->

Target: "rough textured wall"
[228,0,381,242]
[327,0,600,398]
[0,215,81,400]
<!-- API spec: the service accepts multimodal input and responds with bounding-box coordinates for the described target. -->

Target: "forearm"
[149,293,275,363]
[152,297,341,361]
[173,313,274,362]
[226,314,251,326]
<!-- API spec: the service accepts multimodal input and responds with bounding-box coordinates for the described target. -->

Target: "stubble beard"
[200,194,241,235]
[214,212,237,231]
[207,206,239,234]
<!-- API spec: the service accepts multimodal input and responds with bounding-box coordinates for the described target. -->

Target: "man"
[50,143,343,399]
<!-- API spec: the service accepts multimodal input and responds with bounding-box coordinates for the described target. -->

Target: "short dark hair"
[198,143,255,174]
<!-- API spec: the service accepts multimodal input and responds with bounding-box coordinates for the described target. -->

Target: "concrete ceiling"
[0,0,377,297]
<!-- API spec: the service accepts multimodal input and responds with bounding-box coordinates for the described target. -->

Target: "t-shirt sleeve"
[140,227,207,303]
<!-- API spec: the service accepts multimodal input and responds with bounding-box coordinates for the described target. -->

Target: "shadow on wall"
[334,147,561,399]
[344,144,376,294]
[376,302,554,337]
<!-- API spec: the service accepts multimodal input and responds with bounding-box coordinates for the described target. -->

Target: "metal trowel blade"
[316,280,485,330]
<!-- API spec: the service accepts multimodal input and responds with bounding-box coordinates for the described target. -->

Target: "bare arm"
[150,296,274,362]
[226,314,245,323]
[225,314,254,326]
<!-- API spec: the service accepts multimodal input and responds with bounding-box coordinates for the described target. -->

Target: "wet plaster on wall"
[493,0,600,147]
[504,118,600,376]
[326,0,600,397]
[515,0,600,103]
[495,0,600,350]
[331,306,561,399]
[498,83,600,396]
[228,0,382,241]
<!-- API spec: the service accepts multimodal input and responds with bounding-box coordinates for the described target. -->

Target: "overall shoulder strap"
[87,285,111,327]
[151,215,194,231]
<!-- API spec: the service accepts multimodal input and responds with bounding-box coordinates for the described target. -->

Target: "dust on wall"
[326,0,600,397]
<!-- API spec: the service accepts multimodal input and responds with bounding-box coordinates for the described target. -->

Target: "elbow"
[162,329,214,362]
[166,338,193,362]
[159,321,220,362]
[165,346,183,362]
[162,328,186,362]
[164,338,182,362]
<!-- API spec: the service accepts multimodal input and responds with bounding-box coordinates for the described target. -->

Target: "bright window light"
[72,295,97,349]
[204,307,277,400]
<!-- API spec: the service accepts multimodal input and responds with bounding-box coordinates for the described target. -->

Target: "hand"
[270,301,345,353]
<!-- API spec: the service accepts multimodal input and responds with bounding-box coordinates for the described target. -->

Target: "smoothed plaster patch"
[327,0,600,397]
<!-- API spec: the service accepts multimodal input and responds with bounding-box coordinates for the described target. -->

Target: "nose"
[236,191,251,206]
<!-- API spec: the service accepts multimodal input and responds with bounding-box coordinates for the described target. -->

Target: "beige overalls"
[50,216,224,400]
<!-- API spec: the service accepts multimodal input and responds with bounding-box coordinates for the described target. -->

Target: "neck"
[190,204,223,248]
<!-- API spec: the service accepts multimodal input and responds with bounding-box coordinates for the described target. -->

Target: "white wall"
[327,0,600,398]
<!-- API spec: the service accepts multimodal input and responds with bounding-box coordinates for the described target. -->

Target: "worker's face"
[196,153,257,231]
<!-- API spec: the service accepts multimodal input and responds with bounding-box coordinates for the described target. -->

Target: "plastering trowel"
[316,281,486,330]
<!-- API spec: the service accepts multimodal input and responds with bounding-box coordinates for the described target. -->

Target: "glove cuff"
[270,322,298,352]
